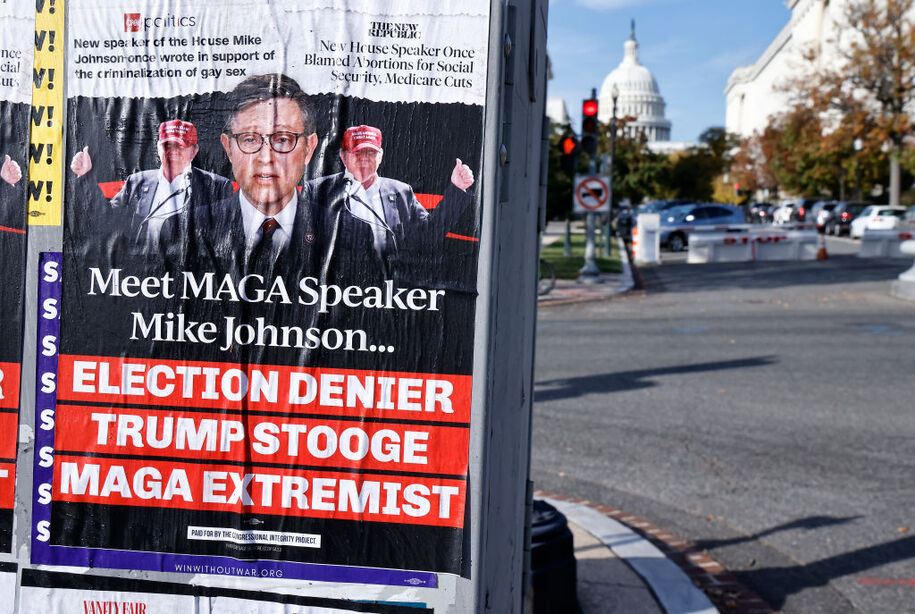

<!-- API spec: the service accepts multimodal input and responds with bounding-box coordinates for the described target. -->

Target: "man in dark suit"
[307,125,475,286]
[0,154,25,383]
[173,73,320,282]
[161,73,321,366]
[70,119,232,252]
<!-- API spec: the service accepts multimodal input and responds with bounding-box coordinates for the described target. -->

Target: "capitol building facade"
[548,23,687,151]
[598,24,671,143]
[726,0,915,138]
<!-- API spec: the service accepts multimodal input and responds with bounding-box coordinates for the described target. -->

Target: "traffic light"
[581,98,599,157]
[562,136,578,155]
[560,135,579,174]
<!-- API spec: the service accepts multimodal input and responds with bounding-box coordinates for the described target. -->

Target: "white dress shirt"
[344,172,390,256]
[142,166,191,245]
[239,190,297,260]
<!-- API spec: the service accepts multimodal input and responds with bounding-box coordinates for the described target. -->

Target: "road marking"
[858,578,915,586]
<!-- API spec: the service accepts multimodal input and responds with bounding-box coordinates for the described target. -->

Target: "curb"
[536,491,777,614]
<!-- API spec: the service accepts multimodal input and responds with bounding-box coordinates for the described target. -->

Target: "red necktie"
[247,217,280,276]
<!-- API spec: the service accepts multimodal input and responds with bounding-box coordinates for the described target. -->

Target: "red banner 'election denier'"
[57,355,472,424]
[51,0,491,576]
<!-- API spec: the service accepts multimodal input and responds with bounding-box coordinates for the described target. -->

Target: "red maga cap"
[342,125,382,152]
[158,119,198,147]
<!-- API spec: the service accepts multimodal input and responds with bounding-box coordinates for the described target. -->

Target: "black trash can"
[530,499,578,613]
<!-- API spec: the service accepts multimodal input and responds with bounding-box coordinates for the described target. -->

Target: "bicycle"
[538,258,556,296]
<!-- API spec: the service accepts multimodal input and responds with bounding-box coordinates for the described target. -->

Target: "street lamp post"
[854,137,863,201]
[606,85,618,257]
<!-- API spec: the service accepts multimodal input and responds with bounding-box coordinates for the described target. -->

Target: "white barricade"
[747,230,792,261]
[795,230,819,260]
[687,233,752,263]
[753,229,818,261]
[686,228,818,263]
[633,213,661,264]
[857,229,915,258]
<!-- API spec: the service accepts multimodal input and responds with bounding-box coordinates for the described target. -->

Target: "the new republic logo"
[369,20,420,39]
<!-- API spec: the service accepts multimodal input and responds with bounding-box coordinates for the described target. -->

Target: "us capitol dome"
[598,22,671,143]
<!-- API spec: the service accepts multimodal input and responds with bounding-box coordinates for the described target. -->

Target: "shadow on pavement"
[736,534,915,610]
[692,515,862,552]
[534,356,778,403]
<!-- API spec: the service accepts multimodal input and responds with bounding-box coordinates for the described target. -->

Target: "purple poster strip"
[32,252,436,587]
[32,252,61,562]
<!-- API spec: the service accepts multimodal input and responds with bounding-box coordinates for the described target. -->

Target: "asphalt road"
[532,243,915,613]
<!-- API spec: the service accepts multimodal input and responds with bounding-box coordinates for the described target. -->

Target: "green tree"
[663,128,739,202]
[732,102,896,201]
[600,123,673,204]
[732,125,781,196]
[698,126,739,174]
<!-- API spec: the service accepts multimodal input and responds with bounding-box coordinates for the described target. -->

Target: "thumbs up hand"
[0,154,21,186]
[70,146,93,177]
[450,158,474,191]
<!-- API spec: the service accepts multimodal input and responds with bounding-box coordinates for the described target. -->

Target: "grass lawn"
[540,232,622,279]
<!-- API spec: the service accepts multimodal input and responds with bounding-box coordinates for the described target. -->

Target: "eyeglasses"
[228,131,306,154]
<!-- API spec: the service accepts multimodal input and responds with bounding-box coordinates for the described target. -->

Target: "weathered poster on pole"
[19,569,431,613]
[0,0,35,555]
[44,0,489,582]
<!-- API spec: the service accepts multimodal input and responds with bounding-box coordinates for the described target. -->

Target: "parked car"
[809,200,837,231]
[659,203,746,252]
[637,198,694,214]
[791,198,820,223]
[849,205,906,238]
[823,201,869,236]
[747,202,775,224]
[772,202,796,225]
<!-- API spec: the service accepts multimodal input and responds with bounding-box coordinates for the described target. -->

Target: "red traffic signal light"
[582,99,598,118]
[562,136,578,155]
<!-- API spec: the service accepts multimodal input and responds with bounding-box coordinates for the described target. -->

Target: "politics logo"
[124,13,141,32]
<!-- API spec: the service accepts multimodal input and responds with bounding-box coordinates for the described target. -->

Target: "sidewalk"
[569,520,666,613]
[538,223,636,306]
[541,494,777,614]
[543,496,712,614]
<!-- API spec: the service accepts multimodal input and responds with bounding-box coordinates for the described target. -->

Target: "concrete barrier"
[686,228,817,263]
[858,229,915,258]
[687,233,752,263]
[891,240,915,300]
[633,213,661,265]
[753,229,818,261]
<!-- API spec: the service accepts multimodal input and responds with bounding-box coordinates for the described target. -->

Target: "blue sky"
[547,0,790,142]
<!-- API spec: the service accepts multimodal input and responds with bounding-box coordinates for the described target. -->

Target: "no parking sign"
[573,175,611,213]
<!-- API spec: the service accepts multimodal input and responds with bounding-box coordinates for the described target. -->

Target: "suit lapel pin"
[304,232,315,244]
